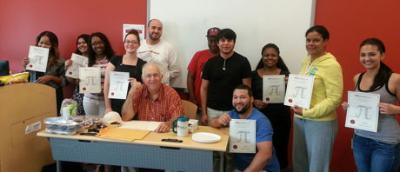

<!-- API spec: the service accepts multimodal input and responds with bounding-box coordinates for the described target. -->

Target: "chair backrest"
[182,100,197,119]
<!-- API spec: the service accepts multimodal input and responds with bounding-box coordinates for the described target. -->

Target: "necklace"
[222,60,226,71]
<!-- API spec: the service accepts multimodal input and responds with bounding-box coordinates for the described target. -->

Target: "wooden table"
[37,126,229,172]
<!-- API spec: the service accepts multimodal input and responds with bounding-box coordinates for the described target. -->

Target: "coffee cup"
[173,116,189,137]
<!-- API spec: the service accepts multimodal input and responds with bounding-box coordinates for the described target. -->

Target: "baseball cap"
[207,27,220,37]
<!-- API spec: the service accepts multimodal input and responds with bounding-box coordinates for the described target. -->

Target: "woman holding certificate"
[65,34,91,115]
[83,32,114,116]
[251,43,291,169]
[291,25,343,172]
[346,38,400,172]
[24,31,66,114]
[104,30,146,115]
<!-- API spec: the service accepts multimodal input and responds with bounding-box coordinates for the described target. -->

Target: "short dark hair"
[148,19,162,27]
[217,28,236,42]
[305,25,330,40]
[234,84,253,97]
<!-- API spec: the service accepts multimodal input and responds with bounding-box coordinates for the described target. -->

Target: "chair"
[182,100,198,119]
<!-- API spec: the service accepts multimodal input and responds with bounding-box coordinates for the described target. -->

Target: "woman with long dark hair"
[251,43,291,169]
[82,32,114,116]
[65,34,91,115]
[344,38,400,172]
[24,31,66,113]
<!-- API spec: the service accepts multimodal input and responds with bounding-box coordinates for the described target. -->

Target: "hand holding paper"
[345,91,380,132]
[108,71,130,99]
[26,46,49,72]
[66,53,88,79]
[79,67,101,94]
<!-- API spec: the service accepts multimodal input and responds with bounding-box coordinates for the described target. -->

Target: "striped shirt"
[133,84,183,122]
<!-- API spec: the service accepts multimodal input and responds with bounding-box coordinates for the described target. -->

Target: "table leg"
[220,152,224,172]
[56,161,61,172]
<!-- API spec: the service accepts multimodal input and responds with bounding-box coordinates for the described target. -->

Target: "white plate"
[192,132,221,143]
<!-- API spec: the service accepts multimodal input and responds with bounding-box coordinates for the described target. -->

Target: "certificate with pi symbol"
[26,46,49,72]
[263,75,285,103]
[79,67,101,94]
[66,53,88,79]
[108,71,130,99]
[284,74,315,109]
[345,91,380,132]
[229,119,256,153]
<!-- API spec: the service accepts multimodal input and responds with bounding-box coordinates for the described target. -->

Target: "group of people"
[22,17,399,172]
[187,24,399,172]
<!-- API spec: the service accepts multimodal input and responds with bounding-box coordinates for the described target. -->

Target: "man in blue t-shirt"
[209,84,280,172]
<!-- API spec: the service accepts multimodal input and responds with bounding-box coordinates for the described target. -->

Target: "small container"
[44,117,81,135]
[188,119,199,133]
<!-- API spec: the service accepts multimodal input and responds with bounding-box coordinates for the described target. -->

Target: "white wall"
[149,0,315,88]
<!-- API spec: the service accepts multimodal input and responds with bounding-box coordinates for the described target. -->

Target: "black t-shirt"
[110,56,146,82]
[202,52,251,110]
[109,56,146,114]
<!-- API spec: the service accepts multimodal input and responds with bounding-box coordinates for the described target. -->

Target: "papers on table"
[345,91,380,132]
[26,46,49,72]
[120,120,161,131]
[108,71,130,99]
[65,53,88,79]
[98,127,150,141]
[229,119,256,153]
[123,24,145,40]
[79,67,101,94]
[263,75,285,103]
[284,74,315,109]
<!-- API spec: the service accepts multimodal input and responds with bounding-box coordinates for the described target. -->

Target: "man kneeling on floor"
[209,84,280,172]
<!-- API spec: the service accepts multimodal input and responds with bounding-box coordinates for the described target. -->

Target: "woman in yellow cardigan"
[292,25,343,172]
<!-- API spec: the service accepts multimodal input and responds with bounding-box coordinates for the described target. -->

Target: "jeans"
[293,117,337,172]
[352,134,400,172]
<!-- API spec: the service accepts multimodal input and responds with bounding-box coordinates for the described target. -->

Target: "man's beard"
[149,33,160,41]
[234,103,250,114]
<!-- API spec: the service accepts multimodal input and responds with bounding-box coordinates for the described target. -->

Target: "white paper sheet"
[79,67,101,93]
[108,71,130,99]
[284,74,315,109]
[122,24,145,40]
[229,119,256,153]
[65,53,88,79]
[26,46,49,72]
[120,120,161,131]
[263,75,285,103]
[345,91,380,132]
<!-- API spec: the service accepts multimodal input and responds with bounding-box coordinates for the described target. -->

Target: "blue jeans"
[293,118,337,172]
[352,134,400,172]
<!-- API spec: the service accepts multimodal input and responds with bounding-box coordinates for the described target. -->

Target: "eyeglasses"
[125,40,139,44]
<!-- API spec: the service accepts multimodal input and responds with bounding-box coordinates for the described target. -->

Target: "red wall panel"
[315,0,400,171]
[0,0,147,72]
